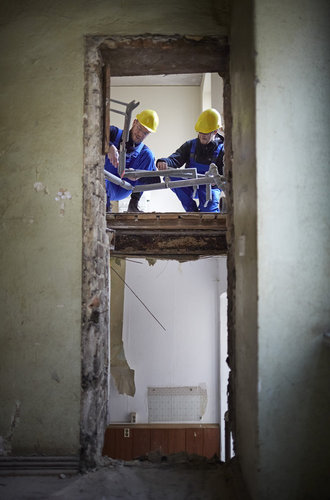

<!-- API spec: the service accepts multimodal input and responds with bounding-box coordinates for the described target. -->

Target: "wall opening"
[82,34,232,469]
[108,71,224,214]
[104,255,228,461]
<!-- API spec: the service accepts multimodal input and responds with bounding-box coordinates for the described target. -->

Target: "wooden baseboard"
[103,424,220,461]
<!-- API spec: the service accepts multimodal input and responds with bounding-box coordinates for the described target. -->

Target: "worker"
[105,109,160,212]
[156,108,224,212]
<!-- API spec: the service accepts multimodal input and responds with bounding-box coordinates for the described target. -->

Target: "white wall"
[211,73,224,126]
[109,256,227,424]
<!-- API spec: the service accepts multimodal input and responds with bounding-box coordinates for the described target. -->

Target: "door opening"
[106,255,228,461]
[81,34,233,469]
[108,72,225,214]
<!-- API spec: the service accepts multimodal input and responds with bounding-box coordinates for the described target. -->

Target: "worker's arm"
[108,144,119,168]
[157,160,168,170]
[156,141,192,170]
[107,126,121,168]
[214,143,225,176]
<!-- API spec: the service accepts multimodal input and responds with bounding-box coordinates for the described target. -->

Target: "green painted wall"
[255,1,330,498]
[0,0,228,456]
[231,0,330,498]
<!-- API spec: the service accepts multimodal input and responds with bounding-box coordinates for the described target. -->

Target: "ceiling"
[110,73,204,87]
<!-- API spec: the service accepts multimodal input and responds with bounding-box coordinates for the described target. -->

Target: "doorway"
[109,72,224,213]
[106,255,227,460]
[81,34,232,469]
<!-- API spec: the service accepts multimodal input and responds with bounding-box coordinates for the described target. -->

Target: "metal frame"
[109,98,140,176]
[105,165,226,207]
[105,99,227,207]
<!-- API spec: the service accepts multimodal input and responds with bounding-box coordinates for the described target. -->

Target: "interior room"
[102,73,230,461]
[0,1,329,500]
[109,72,223,213]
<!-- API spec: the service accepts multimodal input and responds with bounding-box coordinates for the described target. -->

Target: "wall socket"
[130,412,137,424]
[124,428,130,438]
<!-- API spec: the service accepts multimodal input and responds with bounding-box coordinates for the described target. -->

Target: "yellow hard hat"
[136,109,159,133]
[195,108,221,134]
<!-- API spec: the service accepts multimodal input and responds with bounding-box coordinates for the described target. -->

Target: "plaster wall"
[0,0,229,456]
[254,1,330,498]
[230,0,330,498]
[109,257,227,424]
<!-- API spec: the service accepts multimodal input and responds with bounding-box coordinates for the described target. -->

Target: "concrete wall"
[0,0,228,457]
[229,0,258,495]
[255,1,330,498]
[231,0,330,498]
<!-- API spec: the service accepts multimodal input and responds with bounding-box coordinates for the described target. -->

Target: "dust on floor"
[0,454,248,500]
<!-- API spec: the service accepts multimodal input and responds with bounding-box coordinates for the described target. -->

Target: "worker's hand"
[157,161,168,171]
[108,144,119,168]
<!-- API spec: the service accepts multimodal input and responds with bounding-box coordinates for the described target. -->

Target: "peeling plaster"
[110,258,136,397]
[146,257,157,267]
[33,181,49,195]
[34,182,73,217]
[55,188,72,216]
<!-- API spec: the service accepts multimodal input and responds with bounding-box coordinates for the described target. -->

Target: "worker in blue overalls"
[156,109,224,212]
[105,109,160,212]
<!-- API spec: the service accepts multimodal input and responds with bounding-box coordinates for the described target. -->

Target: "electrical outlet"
[124,428,130,438]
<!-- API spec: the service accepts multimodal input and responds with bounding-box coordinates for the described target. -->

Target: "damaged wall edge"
[110,258,136,397]
[80,36,110,471]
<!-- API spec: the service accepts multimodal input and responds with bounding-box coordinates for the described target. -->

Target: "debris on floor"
[0,454,250,500]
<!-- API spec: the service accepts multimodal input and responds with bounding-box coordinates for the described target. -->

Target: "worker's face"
[131,119,150,144]
[198,130,217,145]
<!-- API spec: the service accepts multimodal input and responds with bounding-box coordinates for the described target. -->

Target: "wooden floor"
[106,213,227,258]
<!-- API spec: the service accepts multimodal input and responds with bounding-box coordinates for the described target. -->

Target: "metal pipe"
[204,182,211,206]
[104,164,227,199]
[119,100,140,177]
[131,176,224,192]
[110,98,132,106]
[123,168,199,180]
[104,170,226,193]
[110,108,126,116]
[122,166,226,191]
[108,98,140,177]
[104,170,133,190]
